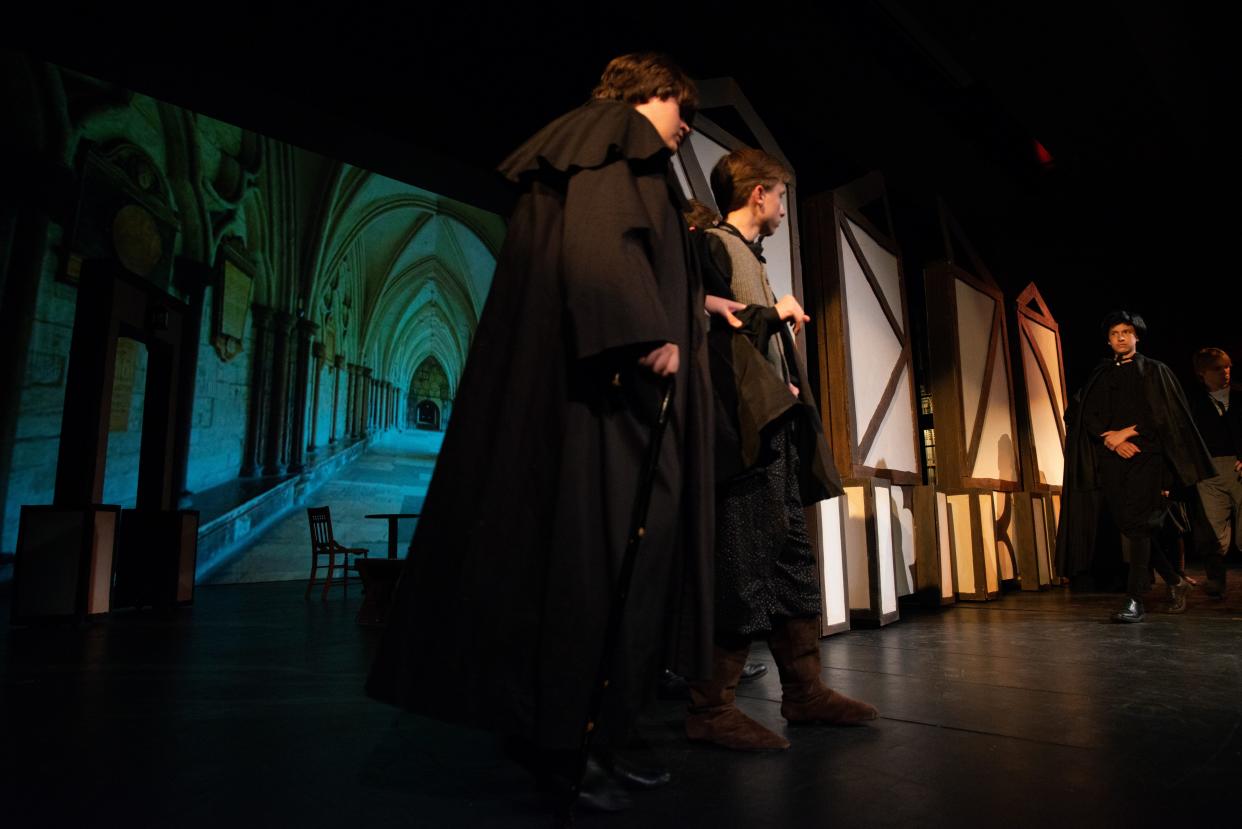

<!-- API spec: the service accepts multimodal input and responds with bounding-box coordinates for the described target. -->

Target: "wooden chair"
[305,507,369,600]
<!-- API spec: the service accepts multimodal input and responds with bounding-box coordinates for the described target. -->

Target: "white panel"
[954,280,995,442]
[843,230,903,440]
[844,486,871,610]
[874,488,898,615]
[817,497,849,629]
[993,492,1016,581]
[890,486,916,597]
[1030,321,1065,412]
[863,364,920,473]
[971,347,1018,482]
[947,494,975,596]
[764,202,795,303]
[936,493,954,599]
[685,131,794,302]
[1022,335,1065,487]
[1033,495,1051,585]
[978,494,999,593]
[846,218,903,333]
[687,131,729,187]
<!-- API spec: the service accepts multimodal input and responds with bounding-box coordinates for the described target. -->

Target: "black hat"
[1099,309,1147,339]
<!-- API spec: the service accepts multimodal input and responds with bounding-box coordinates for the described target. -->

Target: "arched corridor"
[200,430,442,584]
[0,55,503,585]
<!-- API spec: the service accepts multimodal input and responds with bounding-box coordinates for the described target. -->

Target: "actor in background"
[367,54,716,811]
[686,148,877,752]
[1056,311,1214,622]
[1189,347,1241,597]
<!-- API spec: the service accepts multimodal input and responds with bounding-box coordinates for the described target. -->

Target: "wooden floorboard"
[2,569,1240,827]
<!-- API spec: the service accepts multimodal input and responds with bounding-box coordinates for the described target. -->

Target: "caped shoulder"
[498,100,668,183]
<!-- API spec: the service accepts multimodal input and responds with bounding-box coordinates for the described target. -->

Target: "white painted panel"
[954,280,995,443]
[1030,321,1065,412]
[845,218,903,333]
[947,494,975,596]
[978,494,999,593]
[843,230,902,440]
[844,486,871,610]
[1022,334,1065,487]
[863,363,920,473]
[936,492,954,599]
[993,492,1016,581]
[817,497,849,630]
[874,488,898,615]
[1033,494,1051,586]
[890,486,916,597]
[971,346,1018,482]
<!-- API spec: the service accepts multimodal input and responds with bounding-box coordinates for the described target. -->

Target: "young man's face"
[633,96,691,152]
[1107,323,1139,357]
[756,182,787,237]
[1199,356,1232,391]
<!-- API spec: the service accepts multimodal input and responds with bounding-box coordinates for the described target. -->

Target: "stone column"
[287,318,317,474]
[345,363,358,439]
[330,354,344,444]
[309,342,325,451]
[240,304,272,477]
[262,311,294,475]
[361,368,374,437]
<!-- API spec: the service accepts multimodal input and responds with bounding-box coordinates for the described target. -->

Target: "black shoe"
[739,662,768,682]
[1111,598,1145,623]
[577,756,634,812]
[657,668,690,700]
[1166,579,1191,614]
[606,754,671,789]
[1205,578,1226,599]
[537,756,633,814]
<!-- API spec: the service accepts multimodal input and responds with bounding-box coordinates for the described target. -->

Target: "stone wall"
[184,285,252,495]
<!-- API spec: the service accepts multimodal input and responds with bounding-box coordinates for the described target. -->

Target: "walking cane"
[555,377,676,827]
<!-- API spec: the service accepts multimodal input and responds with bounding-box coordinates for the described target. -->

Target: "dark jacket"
[1056,352,1214,579]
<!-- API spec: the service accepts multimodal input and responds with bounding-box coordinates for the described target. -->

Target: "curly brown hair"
[591,53,698,114]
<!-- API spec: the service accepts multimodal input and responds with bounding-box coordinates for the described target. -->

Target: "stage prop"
[12,260,198,622]
[923,203,1022,601]
[803,173,924,626]
[1009,283,1067,589]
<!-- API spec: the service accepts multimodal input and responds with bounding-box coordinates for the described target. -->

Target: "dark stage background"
[10,1,1240,395]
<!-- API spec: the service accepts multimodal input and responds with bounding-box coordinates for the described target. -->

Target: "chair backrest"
[307,507,335,552]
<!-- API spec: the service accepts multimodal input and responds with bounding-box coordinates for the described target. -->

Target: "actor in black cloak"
[366,54,714,798]
[685,148,876,752]
[1055,311,1214,622]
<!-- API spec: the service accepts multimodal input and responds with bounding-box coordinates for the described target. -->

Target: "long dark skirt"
[715,424,820,637]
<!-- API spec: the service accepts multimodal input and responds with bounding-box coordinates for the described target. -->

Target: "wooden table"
[363,513,420,560]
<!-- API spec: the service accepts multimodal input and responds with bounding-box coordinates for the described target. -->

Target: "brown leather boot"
[768,616,879,725]
[685,641,790,751]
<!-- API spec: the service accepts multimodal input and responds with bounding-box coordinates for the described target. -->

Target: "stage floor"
[3,570,1240,827]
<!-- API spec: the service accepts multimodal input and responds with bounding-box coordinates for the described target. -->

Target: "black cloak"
[366,100,714,749]
[1055,352,1214,581]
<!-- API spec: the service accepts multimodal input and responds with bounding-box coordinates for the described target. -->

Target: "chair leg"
[305,560,318,600]
[322,553,335,600]
[341,557,348,600]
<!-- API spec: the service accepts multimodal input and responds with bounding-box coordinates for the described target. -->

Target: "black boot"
[739,662,768,682]
[1111,597,1145,623]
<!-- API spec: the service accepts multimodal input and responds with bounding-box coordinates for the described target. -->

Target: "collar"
[717,222,765,263]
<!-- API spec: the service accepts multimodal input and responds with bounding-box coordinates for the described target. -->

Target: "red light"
[1034,140,1054,167]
